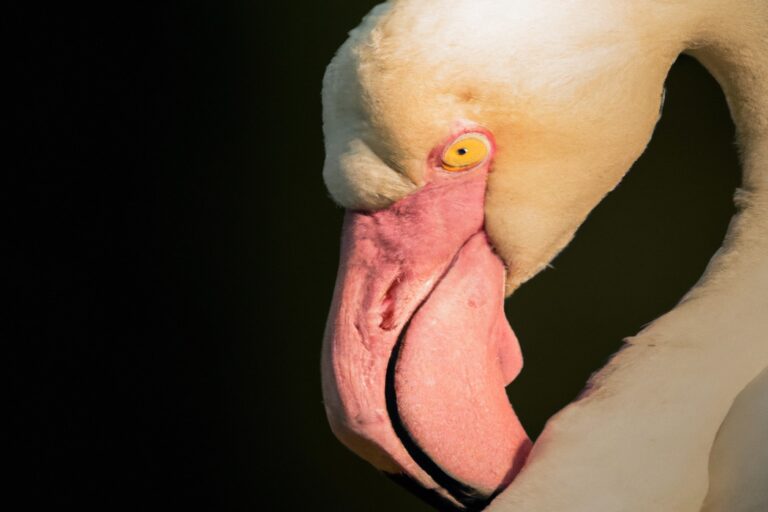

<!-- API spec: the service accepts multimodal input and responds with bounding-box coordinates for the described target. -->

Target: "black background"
[10,2,739,510]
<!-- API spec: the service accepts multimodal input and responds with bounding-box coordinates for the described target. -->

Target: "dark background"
[10,2,739,510]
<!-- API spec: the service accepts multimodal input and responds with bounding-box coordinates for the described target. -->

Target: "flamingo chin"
[322,164,530,508]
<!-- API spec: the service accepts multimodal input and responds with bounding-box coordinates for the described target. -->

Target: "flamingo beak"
[321,171,531,509]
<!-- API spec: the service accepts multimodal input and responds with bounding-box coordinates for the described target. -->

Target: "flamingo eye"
[441,134,490,172]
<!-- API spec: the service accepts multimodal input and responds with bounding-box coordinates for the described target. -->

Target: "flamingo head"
[321,1,675,509]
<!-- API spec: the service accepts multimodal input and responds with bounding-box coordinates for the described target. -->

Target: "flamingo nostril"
[380,273,404,330]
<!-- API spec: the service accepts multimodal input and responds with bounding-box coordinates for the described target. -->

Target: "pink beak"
[321,162,531,509]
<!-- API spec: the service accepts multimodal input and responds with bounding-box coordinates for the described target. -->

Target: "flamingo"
[319,1,768,510]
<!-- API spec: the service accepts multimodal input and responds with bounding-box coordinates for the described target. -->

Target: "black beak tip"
[384,472,493,512]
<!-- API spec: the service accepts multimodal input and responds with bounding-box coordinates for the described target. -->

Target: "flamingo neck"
[488,2,768,511]
[674,0,768,374]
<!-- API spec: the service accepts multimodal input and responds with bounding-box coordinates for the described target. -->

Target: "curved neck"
[489,3,768,510]
[666,0,768,350]
[620,0,768,452]
[689,0,768,263]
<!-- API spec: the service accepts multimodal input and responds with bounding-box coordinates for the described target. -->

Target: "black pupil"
[457,148,468,156]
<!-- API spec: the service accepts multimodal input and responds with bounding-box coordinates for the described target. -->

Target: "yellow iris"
[441,135,490,172]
